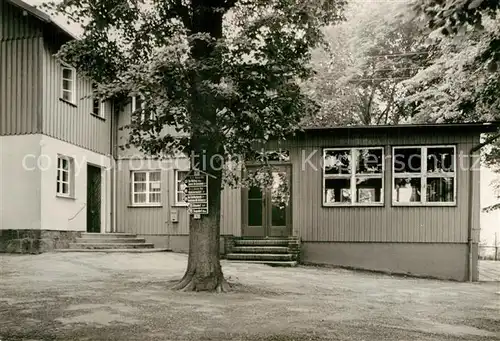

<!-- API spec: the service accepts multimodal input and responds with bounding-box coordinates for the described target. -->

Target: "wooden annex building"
[1,0,498,282]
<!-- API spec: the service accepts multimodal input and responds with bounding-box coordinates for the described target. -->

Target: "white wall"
[0,135,42,230]
[480,165,500,248]
[39,136,111,232]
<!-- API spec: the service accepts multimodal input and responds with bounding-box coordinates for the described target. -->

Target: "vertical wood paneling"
[115,159,191,235]
[41,45,111,155]
[290,131,478,243]
[0,0,43,40]
[0,37,42,134]
[220,186,242,236]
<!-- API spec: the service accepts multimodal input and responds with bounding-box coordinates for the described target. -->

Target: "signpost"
[184,171,209,218]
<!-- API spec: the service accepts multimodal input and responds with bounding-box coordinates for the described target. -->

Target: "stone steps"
[231,246,290,254]
[75,238,147,244]
[225,260,298,267]
[225,237,300,267]
[69,243,154,249]
[59,233,166,253]
[234,239,289,246]
[226,253,294,261]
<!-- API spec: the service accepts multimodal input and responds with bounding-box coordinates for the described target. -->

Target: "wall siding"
[41,44,111,155]
[286,131,479,243]
[0,0,43,40]
[0,0,43,135]
[115,156,241,237]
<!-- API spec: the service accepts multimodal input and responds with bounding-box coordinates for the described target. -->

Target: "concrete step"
[80,233,138,239]
[226,260,298,267]
[234,239,289,247]
[69,243,154,250]
[75,238,146,244]
[231,246,290,254]
[55,248,170,253]
[226,253,294,261]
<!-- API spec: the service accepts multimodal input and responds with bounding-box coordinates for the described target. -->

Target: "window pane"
[133,172,146,182]
[426,177,454,202]
[63,68,72,79]
[393,148,421,173]
[62,159,69,170]
[93,99,101,115]
[62,91,71,101]
[393,178,421,203]
[248,199,262,226]
[149,182,161,192]
[324,149,351,175]
[324,178,351,204]
[427,147,455,173]
[63,79,71,91]
[177,192,186,203]
[355,177,382,203]
[57,182,60,193]
[133,183,146,193]
[149,171,160,182]
[149,193,161,203]
[134,193,146,203]
[248,186,262,199]
[62,170,68,182]
[271,204,286,226]
[356,148,383,174]
[62,183,69,194]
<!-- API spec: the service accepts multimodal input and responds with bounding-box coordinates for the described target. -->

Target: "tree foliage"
[43,0,346,291]
[405,0,500,211]
[301,1,428,127]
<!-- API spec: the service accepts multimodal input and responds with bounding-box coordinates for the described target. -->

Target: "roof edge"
[300,122,499,133]
[6,0,77,40]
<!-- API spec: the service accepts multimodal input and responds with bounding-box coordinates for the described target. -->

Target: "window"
[61,66,76,103]
[174,170,189,206]
[323,147,384,206]
[91,84,105,118]
[56,155,73,197]
[392,145,456,205]
[132,96,156,122]
[131,171,161,206]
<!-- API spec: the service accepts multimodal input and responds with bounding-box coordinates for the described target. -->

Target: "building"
[0,0,497,282]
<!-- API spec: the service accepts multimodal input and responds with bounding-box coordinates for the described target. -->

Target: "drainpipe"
[109,101,117,233]
[468,129,500,282]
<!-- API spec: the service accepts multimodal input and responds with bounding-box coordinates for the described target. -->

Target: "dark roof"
[300,122,499,135]
[6,0,76,40]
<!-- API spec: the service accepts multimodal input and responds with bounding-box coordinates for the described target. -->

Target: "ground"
[0,253,499,341]
[480,260,500,282]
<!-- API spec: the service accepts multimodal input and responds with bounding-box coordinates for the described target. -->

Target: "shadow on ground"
[0,252,499,341]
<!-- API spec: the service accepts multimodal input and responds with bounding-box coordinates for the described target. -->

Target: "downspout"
[467,129,500,282]
[109,101,117,233]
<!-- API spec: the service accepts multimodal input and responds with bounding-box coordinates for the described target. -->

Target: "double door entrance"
[242,166,291,237]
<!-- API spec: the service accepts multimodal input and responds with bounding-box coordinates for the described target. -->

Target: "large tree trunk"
[172,0,228,292]
[172,152,229,291]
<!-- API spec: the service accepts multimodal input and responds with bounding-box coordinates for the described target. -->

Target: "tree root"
[172,274,231,292]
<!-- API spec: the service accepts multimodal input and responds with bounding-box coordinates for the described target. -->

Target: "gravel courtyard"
[0,252,499,341]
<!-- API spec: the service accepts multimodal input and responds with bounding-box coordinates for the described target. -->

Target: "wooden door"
[242,166,291,237]
[86,165,101,233]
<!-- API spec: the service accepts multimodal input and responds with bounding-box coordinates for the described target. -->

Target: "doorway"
[86,164,102,233]
[242,165,291,237]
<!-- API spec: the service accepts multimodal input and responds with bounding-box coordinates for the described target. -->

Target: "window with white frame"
[56,155,73,197]
[131,171,161,205]
[392,145,456,205]
[323,147,384,206]
[91,84,105,118]
[61,66,76,103]
[175,170,189,206]
[132,95,156,122]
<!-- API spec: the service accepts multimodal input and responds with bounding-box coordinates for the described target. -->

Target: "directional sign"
[184,172,209,215]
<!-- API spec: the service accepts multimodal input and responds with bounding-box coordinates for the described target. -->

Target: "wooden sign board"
[184,172,209,215]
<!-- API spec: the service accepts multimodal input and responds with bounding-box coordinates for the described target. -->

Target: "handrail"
[68,203,86,221]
